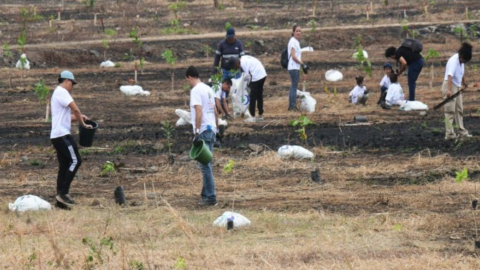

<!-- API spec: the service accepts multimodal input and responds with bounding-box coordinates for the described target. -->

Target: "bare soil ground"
[2,0,480,269]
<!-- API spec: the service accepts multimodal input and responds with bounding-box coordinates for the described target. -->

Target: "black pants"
[249,77,266,117]
[51,135,82,195]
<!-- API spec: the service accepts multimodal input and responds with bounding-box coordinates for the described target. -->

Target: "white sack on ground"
[325,70,343,82]
[119,85,150,96]
[175,109,227,126]
[8,195,51,212]
[277,145,315,159]
[15,54,30,69]
[400,101,429,111]
[100,60,115,67]
[213,211,251,228]
[301,46,314,52]
[231,73,251,117]
[296,90,317,113]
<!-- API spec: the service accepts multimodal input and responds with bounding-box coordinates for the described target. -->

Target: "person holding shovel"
[50,71,92,208]
[186,66,218,206]
[442,42,473,141]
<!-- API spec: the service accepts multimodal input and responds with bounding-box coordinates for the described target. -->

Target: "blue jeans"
[222,68,241,99]
[198,130,216,202]
[289,70,300,109]
[407,58,424,101]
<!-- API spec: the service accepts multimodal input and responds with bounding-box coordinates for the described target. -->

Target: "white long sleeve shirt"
[385,83,405,106]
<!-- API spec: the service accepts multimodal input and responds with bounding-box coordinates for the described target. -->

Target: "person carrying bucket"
[50,71,92,209]
[186,66,219,206]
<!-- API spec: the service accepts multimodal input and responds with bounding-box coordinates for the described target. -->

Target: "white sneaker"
[256,116,264,122]
[244,117,256,123]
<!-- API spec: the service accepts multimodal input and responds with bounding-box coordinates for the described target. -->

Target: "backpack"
[400,38,423,53]
[280,48,291,69]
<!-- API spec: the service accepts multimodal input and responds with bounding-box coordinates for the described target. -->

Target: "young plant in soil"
[182,83,190,108]
[168,1,187,19]
[202,43,213,59]
[161,49,177,92]
[100,161,115,177]
[102,29,117,61]
[2,44,13,88]
[354,46,372,77]
[290,115,314,146]
[424,48,440,88]
[33,80,51,122]
[161,120,175,165]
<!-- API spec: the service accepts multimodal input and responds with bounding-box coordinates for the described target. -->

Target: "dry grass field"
[2,0,480,269]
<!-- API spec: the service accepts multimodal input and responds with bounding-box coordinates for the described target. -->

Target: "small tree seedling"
[161,120,175,155]
[182,83,190,107]
[2,44,13,88]
[161,49,177,93]
[290,115,314,145]
[455,167,468,183]
[33,80,51,122]
[424,48,440,88]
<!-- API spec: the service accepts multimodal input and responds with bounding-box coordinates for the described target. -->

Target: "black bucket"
[79,120,98,147]
[114,186,126,205]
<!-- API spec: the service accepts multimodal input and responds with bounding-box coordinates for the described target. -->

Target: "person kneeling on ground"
[385,73,405,107]
[186,66,219,206]
[377,63,393,105]
[228,56,267,123]
[349,76,368,105]
[442,42,473,141]
[50,71,92,209]
[213,78,232,120]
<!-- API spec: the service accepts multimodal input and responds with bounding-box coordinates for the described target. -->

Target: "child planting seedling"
[348,76,369,105]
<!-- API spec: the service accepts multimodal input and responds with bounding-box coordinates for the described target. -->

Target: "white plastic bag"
[100,60,115,68]
[8,195,51,212]
[301,46,314,52]
[119,85,150,96]
[400,101,428,111]
[15,54,30,70]
[231,73,251,117]
[175,109,227,126]
[325,70,343,82]
[296,90,317,113]
[213,211,251,228]
[277,145,315,159]
[175,118,189,126]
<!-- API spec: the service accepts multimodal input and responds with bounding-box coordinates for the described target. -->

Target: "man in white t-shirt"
[228,56,267,123]
[186,66,219,206]
[212,78,232,119]
[442,43,473,140]
[50,70,92,209]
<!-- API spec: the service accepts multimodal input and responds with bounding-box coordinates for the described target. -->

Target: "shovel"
[433,86,468,110]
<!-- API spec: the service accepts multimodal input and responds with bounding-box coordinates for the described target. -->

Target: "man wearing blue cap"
[213,27,245,92]
[50,70,92,209]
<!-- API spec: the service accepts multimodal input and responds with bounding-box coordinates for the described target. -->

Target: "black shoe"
[197,200,218,206]
[55,200,72,210]
[56,194,75,206]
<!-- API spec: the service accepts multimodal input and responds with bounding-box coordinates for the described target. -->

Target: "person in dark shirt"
[385,45,424,101]
[213,28,245,85]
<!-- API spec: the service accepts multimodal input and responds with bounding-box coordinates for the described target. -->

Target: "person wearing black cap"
[50,71,92,209]
[377,63,393,106]
[213,27,245,84]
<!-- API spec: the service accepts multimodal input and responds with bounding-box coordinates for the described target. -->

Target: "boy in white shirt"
[377,63,393,105]
[212,78,232,119]
[385,73,405,106]
[349,76,368,105]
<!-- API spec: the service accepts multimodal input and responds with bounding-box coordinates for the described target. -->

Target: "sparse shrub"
[100,161,115,177]
[290,115,314,144]
[161,121,175,154]
[455,167,468,183]
[161,49,177,92]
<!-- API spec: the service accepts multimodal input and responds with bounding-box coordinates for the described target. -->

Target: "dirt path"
[10,19,480,50]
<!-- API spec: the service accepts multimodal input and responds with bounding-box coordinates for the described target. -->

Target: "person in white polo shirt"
[186,66,219,206]
[50,71,92,208]
[442,42,473,141]
[228,56,267,123]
